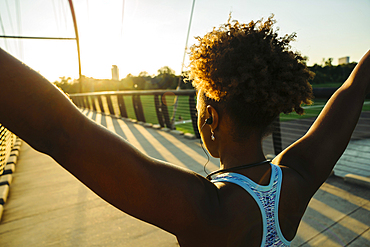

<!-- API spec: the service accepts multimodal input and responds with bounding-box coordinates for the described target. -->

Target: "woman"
[0,16,369,246]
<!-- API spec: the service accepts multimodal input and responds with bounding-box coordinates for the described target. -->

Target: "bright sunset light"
[0,0,369,82]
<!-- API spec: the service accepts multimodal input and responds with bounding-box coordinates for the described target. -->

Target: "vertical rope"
[179,0,196,83]
[121,0,125,36]
[52,0,60,33]
[5,0,16,54]
[60,0,68,31]
[67,0,82,92]
[0,13,9,49]
[171,0,196,128]
[15,0,23,59]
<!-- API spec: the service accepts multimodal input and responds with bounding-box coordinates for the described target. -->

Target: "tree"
[121,74,134,89]
[302,56,309,66]
[308,61,357,85]
[154,66,177,89]
[53,76,79,94]
[179,70,194,89]
[133,77,146,90]
[138,71,150,78]
[157,66,175,75]
[325,58,333,67]
[54,76,72,87]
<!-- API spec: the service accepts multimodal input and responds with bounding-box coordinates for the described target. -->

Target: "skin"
[0,48,369,246]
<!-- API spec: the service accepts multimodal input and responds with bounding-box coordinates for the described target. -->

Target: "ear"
[206,105,219,131]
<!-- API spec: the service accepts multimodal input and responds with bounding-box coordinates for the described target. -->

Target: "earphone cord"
[201,138,210,176]
[199,121,210,176]
[206,160,271,180]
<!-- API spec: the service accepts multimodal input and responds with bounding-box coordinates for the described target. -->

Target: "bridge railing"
[69,88,342,155]
[0,125,16,175]
[0,87,368,177]
[69,88,370,159]
[69,90,200,138]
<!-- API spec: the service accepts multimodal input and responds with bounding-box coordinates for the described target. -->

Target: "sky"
[0,0,369,82]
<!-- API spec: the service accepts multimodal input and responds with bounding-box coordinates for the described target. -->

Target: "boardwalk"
[0,110,370,246]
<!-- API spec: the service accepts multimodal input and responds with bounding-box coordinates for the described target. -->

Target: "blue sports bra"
[211,163,291,247]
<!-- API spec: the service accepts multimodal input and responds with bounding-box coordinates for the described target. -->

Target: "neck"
[218,135,266,170]
[206,159,270,180]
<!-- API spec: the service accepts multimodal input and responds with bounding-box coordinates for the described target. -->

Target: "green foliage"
[53,66,194,94]
[179,71,194,89]
[308,60,357,85]
[157,66,175,75]
[132,77,146,90]
[138,71,150,78]
[153,66,177,89]
[311,82,343,88]
[53,76,80,94]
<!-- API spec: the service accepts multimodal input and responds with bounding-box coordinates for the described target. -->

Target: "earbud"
[200,116,213,132]
[205,117,213,125]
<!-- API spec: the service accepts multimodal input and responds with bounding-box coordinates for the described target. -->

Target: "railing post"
[0,126,5,175]
[91,96,97,111]
[0,125,15,175]
[189,94,200,138]
[81,96,87,109]
[97,96,104,114]
[154,95,165,127]
[84,96,91,109]
[272,115,282,155]
[132,94,146,122]
[76,96,82,108]
[160,94,172,128]
[117,95,128,118]
[71,96,78,107]
[106,95,115,115]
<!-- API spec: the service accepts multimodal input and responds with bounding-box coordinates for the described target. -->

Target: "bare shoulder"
[273,148,320,198]
[270,162,313,240]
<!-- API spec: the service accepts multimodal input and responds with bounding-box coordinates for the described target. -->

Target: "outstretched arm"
[274,50,370,193]
[0,48,219,235]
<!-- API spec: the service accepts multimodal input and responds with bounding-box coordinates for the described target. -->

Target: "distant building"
[111,65,119,81]
[338,56,350,65]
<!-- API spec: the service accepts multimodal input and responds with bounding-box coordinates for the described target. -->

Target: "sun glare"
[1,0,369,82]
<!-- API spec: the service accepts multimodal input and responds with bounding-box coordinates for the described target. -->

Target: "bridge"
[1,89,370,246]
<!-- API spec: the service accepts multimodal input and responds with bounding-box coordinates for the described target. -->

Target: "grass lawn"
[175,122,195,134]
[280,99,327,121]
[311,82,343,88]
[280,99,370,121]
[95,93,196,134]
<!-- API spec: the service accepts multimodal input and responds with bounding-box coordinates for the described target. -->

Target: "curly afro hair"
[190,15,314,139]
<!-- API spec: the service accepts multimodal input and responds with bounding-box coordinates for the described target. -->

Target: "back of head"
[190,15,314,141]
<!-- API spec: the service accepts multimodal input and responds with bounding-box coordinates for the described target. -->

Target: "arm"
[0,48,219,234]
[274,50,370,192]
